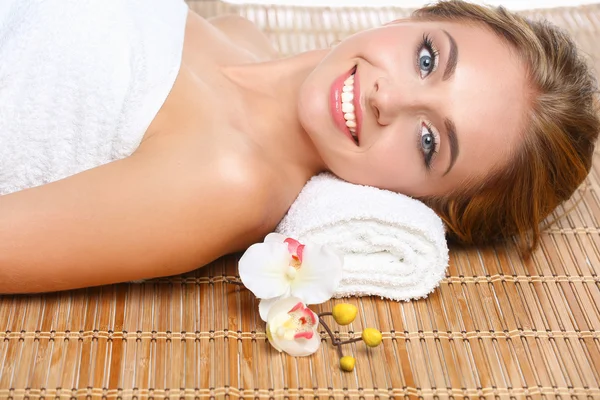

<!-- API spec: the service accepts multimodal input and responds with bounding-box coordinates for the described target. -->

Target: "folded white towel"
[276,173,449,301]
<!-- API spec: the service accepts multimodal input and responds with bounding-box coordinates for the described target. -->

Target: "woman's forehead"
[447,46,529,181]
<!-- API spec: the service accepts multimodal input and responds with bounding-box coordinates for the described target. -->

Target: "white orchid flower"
[238,233,343,321]
[265,296,321,357]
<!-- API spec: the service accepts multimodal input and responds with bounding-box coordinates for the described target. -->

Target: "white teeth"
[341,72,358,142]
[342,102,354,113]
[341,92,354,102]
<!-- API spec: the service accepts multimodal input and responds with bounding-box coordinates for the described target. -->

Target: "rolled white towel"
[276,173,449,301]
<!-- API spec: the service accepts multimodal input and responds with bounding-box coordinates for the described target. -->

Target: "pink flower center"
[284,238,305,263]
[288,301,317,340]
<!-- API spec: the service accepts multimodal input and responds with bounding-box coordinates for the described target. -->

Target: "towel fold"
[276,173,449,301]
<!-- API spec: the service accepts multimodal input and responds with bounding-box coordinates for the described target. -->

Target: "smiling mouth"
[331,65,361,146]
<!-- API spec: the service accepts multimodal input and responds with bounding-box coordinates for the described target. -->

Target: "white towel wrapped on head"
[276,173,449,301]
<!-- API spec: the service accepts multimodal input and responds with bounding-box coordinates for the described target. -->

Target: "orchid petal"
[290,243,344,304]
[264,233,287,243]
[265,233,305,261]
[277,332,320,357]
[294,331,314,340]
[258,286,291,322]
[258,295,281,322]
[265,296,302,320]
[284,238,305,262]
[238,241,292,299]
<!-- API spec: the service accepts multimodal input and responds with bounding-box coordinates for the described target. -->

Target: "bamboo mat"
[1,1,600,399]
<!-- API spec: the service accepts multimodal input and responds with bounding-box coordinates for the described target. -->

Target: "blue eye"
[421,129,435,152]
[417,34,439,78]
[420,123,438,169]
[419,48,434,77]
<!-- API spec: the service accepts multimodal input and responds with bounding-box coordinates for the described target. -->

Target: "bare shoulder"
[131,133,282,253]
[207,14,279,61]
[200,150,281,239]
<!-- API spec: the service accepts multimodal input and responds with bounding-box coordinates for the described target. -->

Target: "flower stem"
[337,337,363,346]
[318,318,344,358]
[318,318,338,343]
[318,312,333,317]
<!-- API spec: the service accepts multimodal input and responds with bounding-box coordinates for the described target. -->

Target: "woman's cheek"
[357,151,398,189]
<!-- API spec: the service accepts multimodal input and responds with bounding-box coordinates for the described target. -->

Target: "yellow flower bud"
[332,303,358,325]
[339,356,356,372]
[361,328,382,347]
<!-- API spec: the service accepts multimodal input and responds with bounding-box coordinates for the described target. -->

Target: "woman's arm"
[0,138,269,294]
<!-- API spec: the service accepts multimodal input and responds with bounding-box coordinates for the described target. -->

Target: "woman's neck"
[220,50,329,181]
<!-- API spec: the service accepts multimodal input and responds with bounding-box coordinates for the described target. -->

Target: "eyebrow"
[441,30,459,175]
[443,118,459,176]
[442,30,458,81]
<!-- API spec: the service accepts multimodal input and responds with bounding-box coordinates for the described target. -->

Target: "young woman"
[0,0,597,293]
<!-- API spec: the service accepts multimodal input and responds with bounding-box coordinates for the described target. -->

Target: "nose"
[369,76,429,126]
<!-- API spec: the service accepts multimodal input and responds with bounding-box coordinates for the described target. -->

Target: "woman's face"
[298,20,530,197]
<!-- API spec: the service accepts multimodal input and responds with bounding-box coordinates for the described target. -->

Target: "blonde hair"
[413,0,599,252]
